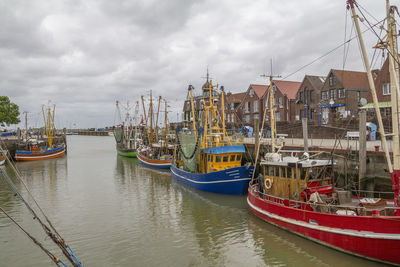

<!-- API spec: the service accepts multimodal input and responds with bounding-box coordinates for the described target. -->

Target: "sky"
[0,0,394,129]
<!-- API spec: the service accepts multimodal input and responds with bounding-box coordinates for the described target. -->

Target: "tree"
[0,96,20,126]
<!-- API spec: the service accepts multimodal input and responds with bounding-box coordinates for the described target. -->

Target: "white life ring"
[264,178,273,190]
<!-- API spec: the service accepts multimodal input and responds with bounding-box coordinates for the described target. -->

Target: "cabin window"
[269,166,274,176]
[216,155,221,162]
[207,155,210,161]
[275,167,280,177]
[287,167,292,179]
[280,167,285,177]
[223,156,229,162]
[230,155,235,161]
[300,168,307,180]
[236,154,241,161]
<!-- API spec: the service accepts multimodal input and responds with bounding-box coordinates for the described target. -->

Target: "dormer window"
[329,74,336,87]
[249,89,254,97]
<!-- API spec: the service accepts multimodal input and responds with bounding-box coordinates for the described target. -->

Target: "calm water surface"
[0,136,384,266]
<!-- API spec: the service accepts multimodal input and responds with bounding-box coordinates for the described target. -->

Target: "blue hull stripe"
[16,145,64,155]
[170,165,253,195]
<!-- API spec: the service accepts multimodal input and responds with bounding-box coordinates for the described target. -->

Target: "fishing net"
[178,131,201,172]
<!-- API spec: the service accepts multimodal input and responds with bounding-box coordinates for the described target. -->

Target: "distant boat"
[15,144,66,161]
[171,74,253,195]
[137,91,174,169]
[15,103,66,161]
[114,101,142,158]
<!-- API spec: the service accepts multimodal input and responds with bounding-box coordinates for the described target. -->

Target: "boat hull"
[137,152,172,169]
[117,148,137,158]
[247,185,400,265]
[171,165,253,195]
[15,145,66,161]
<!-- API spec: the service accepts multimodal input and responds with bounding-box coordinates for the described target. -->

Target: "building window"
[244,114,250,123]
[310,90,315,103]
[338,88,345,98]
[244,102,250,113]
[329,74,336,86]
[249,89,254,97]
[299,91,304,102]
[253,100,259,112]
[276,112,280,121]
[279,97,283,108]
[310,109,315,120]
[383,83,391,95]
[230,103,235,110]
[287,99,289,109]
[322,91,328,101]
[273,98,276,106]
[253,113,259,120]
[330,89,336,100]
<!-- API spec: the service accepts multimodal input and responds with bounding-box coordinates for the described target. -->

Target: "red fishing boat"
[248,1,400,264]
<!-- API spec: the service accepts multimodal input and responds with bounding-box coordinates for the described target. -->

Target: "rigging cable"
[0,206,67,267]
[0,145,82,267]
[282,19,385,81]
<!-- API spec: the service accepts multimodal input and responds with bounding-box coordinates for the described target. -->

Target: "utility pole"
[23,111,28,140]
[261,59,281,152]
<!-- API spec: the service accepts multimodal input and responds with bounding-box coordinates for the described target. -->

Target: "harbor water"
[0,136,383,266]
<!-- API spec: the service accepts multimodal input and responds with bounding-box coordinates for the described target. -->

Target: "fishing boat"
[15,103,66,161]
[247,1,400,264]
[114,101,142,158]
[137,91,173,169]
[171,73,253,194]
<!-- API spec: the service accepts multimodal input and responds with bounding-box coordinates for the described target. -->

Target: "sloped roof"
[226,92,246,103]
[306,75,326,91]
[249,84,268,98]
[332,69,369,90]
[273,80,301,99]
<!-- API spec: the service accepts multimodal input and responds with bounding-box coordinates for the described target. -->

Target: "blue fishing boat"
[171,74,253,194]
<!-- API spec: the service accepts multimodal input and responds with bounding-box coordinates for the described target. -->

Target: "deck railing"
[251,186,400,217]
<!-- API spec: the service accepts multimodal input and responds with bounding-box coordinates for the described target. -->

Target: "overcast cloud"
[0,0,392,128]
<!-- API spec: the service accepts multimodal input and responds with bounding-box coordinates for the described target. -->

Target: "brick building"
[363,56,395,118]
[294,75,326,124]
[320,69,370,125]
[263,80,301,122]
[225,92,246,128]
[236,84,268,126]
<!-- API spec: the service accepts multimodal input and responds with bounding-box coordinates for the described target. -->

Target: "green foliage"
[0,96,20,126]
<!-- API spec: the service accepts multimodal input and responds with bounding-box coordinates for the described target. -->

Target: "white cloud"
[0,0,391,128]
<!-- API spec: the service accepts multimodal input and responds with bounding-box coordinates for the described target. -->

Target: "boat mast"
[165,99,168,154]
[386,0,400,208]
[348,0,396,202]
[150,90,153,146]
[387,0,400,171]
[155,96,161,142]
[261,61,280,153]
[42,103,55,148]
[188,85,196,131]
[220,86,226,141]
[141,96,148,127]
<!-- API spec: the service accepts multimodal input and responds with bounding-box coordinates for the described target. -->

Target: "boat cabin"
[261,154,333,200]
[198,145,244,173]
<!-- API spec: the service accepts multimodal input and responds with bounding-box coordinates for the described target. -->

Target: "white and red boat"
[248,1,400,264]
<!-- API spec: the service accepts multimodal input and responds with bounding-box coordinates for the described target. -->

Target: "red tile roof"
[226,92,246,103]
[273,80,301,99]
[249,84,268,98]
[332,69,369,90]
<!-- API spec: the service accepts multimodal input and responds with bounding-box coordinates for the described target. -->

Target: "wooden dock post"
[302,118,309,152]
[359,110,367,192]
